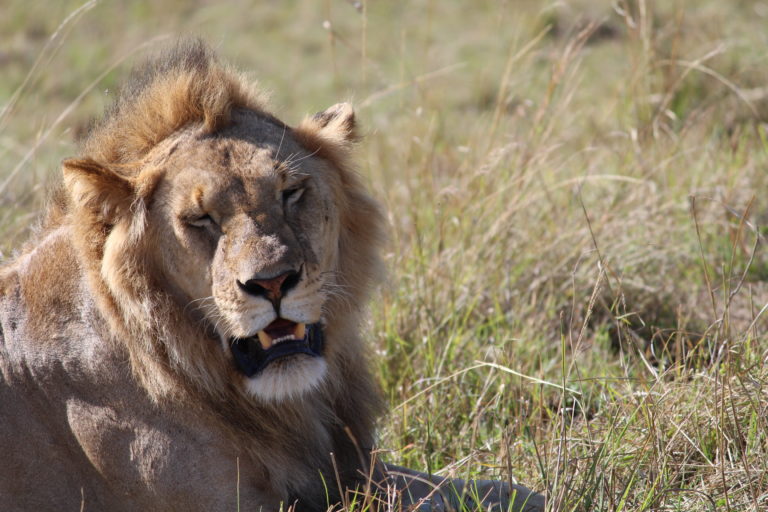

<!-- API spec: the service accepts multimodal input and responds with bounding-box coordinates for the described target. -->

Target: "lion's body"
[0,40,544,512]
[0,41,382,511]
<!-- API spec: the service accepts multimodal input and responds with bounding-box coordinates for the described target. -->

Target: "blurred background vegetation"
[2,1,768,510]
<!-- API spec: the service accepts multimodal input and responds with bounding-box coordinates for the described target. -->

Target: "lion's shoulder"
[5,226,80,316]
[0,226,105,377]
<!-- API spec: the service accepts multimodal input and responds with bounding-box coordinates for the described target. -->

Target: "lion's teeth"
[257,323,307,350]
[257,330,272,350]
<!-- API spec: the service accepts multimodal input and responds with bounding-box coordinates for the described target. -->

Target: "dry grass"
[2,1,768,510]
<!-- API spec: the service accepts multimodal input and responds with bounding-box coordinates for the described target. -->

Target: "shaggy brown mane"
[82,38,269,165]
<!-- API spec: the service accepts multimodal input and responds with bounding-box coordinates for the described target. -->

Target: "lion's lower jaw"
[243,356,328,402]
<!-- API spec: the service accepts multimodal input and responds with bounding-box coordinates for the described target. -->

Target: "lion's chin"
[243,357,328,402]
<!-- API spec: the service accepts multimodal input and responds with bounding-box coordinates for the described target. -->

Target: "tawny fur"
[0,39,386,511]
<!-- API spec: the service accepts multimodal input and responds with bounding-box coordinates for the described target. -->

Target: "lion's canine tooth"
[257,330,272,350]
[295,323,306,340]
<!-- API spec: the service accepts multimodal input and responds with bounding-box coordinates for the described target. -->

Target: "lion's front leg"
[380,463,545,512]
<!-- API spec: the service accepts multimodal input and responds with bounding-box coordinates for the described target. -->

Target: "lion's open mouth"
[230,319,324,377]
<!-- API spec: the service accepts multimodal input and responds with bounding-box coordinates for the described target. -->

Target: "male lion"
[0,40,543,511]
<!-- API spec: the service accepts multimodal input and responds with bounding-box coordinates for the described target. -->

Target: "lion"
[0,40,543,511]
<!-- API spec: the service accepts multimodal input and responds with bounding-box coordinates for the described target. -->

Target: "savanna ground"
[2,1,768,510]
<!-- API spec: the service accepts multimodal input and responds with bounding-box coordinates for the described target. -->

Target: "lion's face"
[145,111,345,401]
[64,97,382,404]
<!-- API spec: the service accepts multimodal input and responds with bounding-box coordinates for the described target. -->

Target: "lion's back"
[0,229,105,510]
[0,228,134,510]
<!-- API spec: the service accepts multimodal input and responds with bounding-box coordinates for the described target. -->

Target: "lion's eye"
[187,213,216,228]
[282,187,304,207]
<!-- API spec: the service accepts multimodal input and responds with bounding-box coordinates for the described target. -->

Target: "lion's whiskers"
[182,297,236,341]
[274,125,287,161]
[321,283,355,311]
[281,147,320,174]
[183,295,215,315]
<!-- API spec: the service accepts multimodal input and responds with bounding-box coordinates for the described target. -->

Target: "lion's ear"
[300,102,358,144]
[62,157,135,224]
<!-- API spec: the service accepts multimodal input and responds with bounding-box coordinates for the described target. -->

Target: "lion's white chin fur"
[244,356,328,402]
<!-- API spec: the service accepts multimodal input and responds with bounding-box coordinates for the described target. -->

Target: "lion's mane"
[3,39,387,508]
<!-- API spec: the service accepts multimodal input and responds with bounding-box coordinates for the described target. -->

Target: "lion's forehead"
[173,139,277,177]
[167,112,304,166]
[157,131,315,198]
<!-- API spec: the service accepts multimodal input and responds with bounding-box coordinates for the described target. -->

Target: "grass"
[2,0,768,510]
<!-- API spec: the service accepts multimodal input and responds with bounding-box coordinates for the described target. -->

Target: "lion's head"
[60,40,385,407]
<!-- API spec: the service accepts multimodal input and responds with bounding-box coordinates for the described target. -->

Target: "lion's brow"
[277,147,321,176]
[274,158,310,181]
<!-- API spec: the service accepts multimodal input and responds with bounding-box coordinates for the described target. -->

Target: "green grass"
[3,1,768,510]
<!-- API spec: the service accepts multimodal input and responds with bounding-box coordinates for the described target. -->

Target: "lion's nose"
[237,268,301,302]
